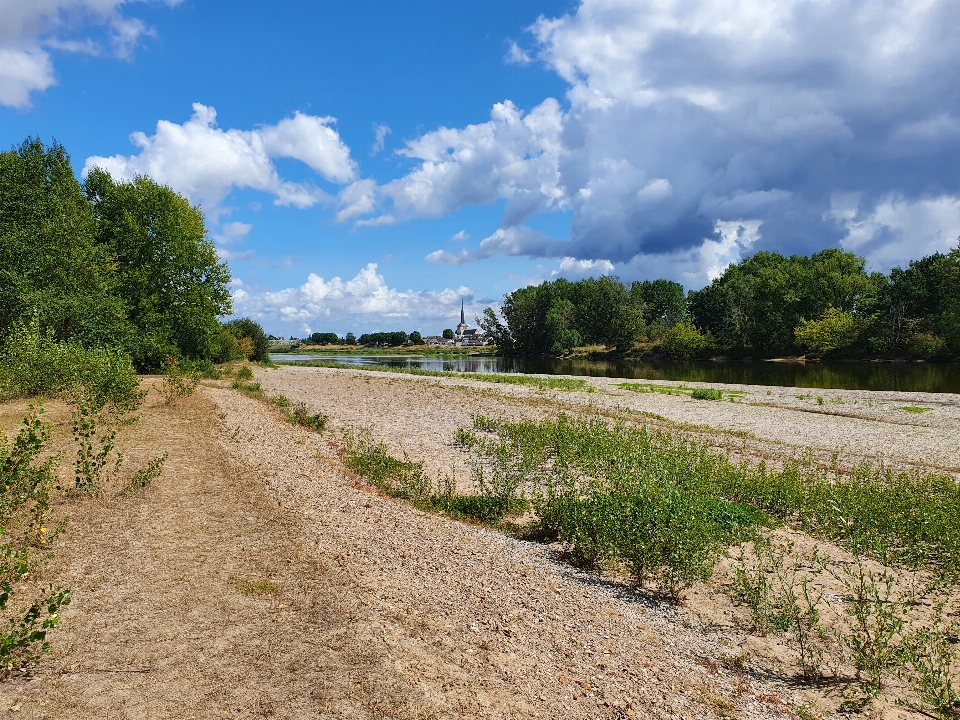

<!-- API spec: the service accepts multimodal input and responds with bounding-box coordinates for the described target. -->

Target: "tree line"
[0,138,270,371]
[479,246,960,359]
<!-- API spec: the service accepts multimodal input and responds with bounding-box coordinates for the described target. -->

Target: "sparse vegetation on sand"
[278,358,593,391]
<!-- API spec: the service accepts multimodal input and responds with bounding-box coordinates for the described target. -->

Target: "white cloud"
[219,221,252,243]
[426,225,569,265]
[370,123,391,155]
[230,263,481,331]
[0,0,168,109]
[83,103,356,209]
[505,41,532,65]
[833,194,960,271]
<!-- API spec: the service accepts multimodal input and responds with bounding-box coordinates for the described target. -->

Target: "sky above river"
[2,1,960,337]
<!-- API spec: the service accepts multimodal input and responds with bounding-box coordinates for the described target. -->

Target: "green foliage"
[235,365,254,381]
[71,397,121,492]
[408,331,423,345]
[795,307,858,356]
[223,318,270,363]
[289,402,329,432]
[342,428,431,502]
[344,332,356,345]
[358,331,408,346]
[160,358,199,404]
[659,320,714,358]
[690,387,724,400]
[0,318,144,413]
[308,332,341,345]
[0,139,129,350]
[899,603,960,718]
[125,452,167,491]
[0,408,69,673]
[442,329,454,340]
[901,406,931,414]
[477,307,514,353]
[85,168,232,370]
[630,278,687,330]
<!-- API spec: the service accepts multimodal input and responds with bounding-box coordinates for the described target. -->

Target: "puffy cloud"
[426,225,570,265]
[230,263,481,331]
[83,103,357,208]
[0,0,168,108]
[410,0,960,286]
[833,194,960,272]
[370,123,391,155]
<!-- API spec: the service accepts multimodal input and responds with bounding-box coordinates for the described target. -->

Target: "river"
[269,353,960,393]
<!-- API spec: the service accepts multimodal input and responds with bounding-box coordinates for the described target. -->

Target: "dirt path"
[0,380,795,720]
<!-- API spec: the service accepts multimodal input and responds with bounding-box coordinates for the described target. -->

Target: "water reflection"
[271,354,960,393]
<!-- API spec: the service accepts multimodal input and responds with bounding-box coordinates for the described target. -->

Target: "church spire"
[460,297,465,325]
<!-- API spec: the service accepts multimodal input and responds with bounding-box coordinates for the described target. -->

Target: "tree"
[631,279,686,329]
[442,328,454,340]
[660,321,714,359]
[223,318,269,362]
[409,331,423,345]
[478,307,515,354]
[85,168,232,369]
[794,307,858,356]
[0,139,129,348]
[308,332,340,345]
[344,332,356,345]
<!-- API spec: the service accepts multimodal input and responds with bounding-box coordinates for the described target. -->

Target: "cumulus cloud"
[370,123,391,155]
[833,194,960,271]
[83,103,356,209]
[399,0,960,286]
[426,225,570,265]
[0,0,169,108]
[230,263,480,331]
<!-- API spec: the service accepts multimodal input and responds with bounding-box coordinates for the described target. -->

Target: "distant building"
[454,298,485,346]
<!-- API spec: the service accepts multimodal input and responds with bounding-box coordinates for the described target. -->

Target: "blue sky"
[2,1,959,337]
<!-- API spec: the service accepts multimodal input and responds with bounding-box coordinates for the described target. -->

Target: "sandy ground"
[0,366,957,718]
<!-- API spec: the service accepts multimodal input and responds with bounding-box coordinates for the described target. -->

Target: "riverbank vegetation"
[480,246,960,361]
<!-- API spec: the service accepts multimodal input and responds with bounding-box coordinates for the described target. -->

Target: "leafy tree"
[223,318,269,362]
[358,331,407,346]
[545,298,581,354]
[308,332,340,345]
[442,328,454,340]
[795,307,858,356]
[85,168,232,369]
[0,139,129,347]
[344,332,356,345]
[478,307,515,354]
[631,279,686,329]
[409,331,423,345]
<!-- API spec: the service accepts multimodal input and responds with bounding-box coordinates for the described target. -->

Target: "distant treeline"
[1,138,270,372]
[480,246,960,359]
[303,330,427,346]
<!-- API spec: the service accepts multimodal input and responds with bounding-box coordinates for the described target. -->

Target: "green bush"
[289,402,328,432]
[691,387,724,400]
[0,319,144,413]
[659,320,714,359]
[795,307,858,356]
[0,408,70,673]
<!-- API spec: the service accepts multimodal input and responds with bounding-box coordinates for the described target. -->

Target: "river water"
[270,353,960,393]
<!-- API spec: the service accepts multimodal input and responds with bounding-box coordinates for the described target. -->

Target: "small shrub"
[899,602,960,718]
[71,397,121,493]
[160,358,199,404]
[125,453,168,492]
[0,408,70,674]
[235,366,254,381]
[343,428,431,502]
[270,394,292,409]
[289,402,328,432]
[691,388,723,401]
[659,320,714,359]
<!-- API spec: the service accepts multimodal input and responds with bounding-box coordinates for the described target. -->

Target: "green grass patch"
[900,406,932,414]
[619,382,744,401]
[278,359,592,392]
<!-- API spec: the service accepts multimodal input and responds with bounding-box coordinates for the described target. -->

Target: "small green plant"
[231,380,262,395]
[0,407,70,674]
[270,394,292,409]
[691,388,724,401]
[899,601,960,718]
[235,366,254,381]
[901,406,932,414]
[342,428,431,502]
[125,453,168,491]
[160,358,199,404]
[71,397,121,492]
[816,396,824,405]
[289,402,328,432]
[831,561,911,695]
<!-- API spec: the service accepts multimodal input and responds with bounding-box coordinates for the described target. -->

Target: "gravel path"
[210,380,807,719]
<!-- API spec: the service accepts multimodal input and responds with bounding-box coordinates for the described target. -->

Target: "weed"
[830,562,911,695]
[342,428,431,502]
[235,366,254,381]
[160,358,198,404]
[0,407,70,674]
[901,406,932,414]
[270,394,292,409]
[231,380,263,395]
[899,600,960,718]
[125,453,168,491]
[691,388,724,401]
[71,397,121,492]
[289,402,328,432]
[816,396,824,405]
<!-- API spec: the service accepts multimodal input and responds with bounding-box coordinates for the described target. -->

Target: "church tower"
[455,297,469,339]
